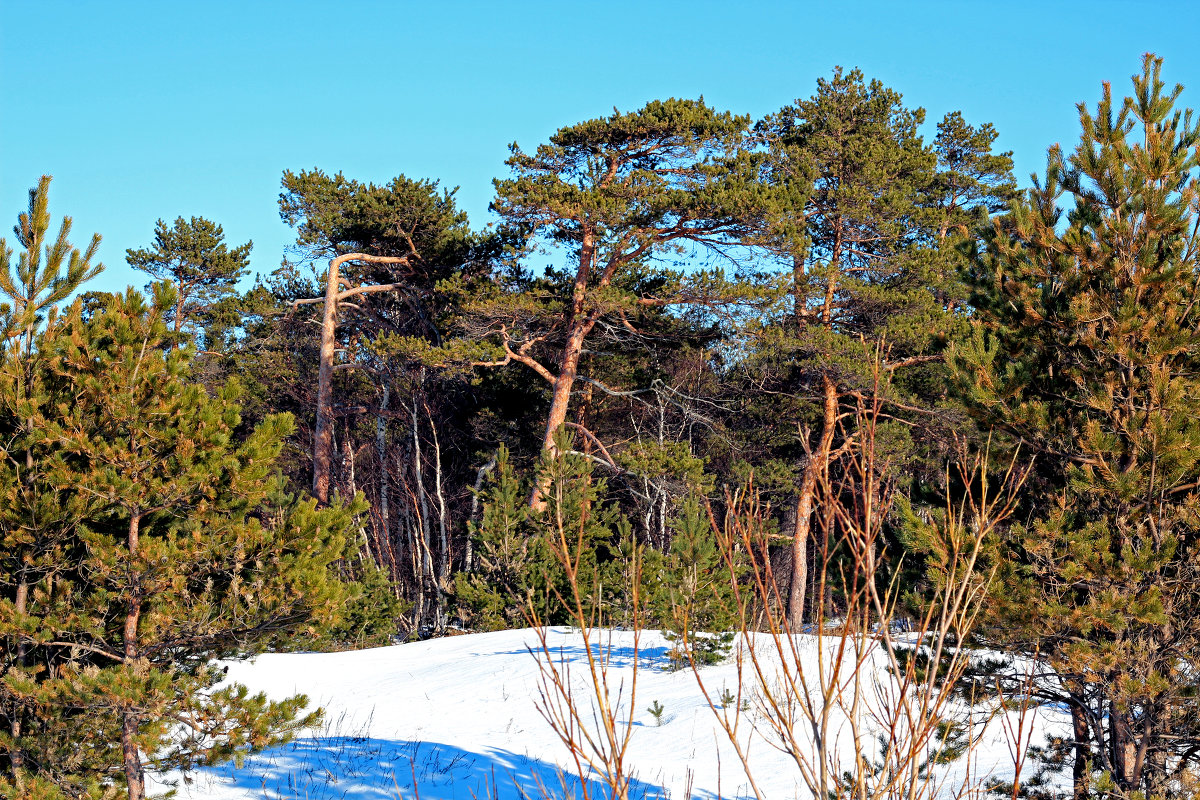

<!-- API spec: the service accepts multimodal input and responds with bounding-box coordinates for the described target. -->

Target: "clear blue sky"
[3,1,1198,294]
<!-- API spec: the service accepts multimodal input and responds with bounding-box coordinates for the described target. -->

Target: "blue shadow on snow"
[489,644,671,671]
[182,736,673,800]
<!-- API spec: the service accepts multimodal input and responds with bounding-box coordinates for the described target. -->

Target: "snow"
[149,628,1071,800]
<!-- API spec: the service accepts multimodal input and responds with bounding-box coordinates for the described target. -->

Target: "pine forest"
[3,26,1200,800]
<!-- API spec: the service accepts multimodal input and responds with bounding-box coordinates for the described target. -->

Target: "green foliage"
[654,494,736,668]
[0,175,103,353]
[457,432,670,631]
[457,97,780,465]
[751,65,978,405]
[19,61,1200,800]
[951,54,1200,796]
[324,537,409,649]
[493,97,770,247]
[455,444,544,630]
[727,68,1017,631]
[0,280,371,795]
[616,440,710,494]
[0,177,107,798]
[276,168,495,334]
[457,439,738,668]
[929,111,1018,242]
[125,216,251,346]
[646,700,665,727]
[280,168,475,267]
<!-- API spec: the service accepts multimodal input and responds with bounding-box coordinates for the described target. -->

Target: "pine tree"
[0,176,103,354]
[655,494,737,668]
[928,112,1018,245]
[952,54,1200,798]
[0,283,368,799]
[482,98,774,506]
[456,431,644,630]
[753,69,947,627]
[125,216,251,345]
[0,176,103,797]
[454,444,542,630]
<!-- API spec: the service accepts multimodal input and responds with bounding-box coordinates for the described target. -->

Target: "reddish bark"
[787,375,838,628]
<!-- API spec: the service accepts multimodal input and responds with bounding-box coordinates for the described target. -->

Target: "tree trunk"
[792,253,806,330]
[1071,703,1091,800]
[122,512,146,800]
[466,455,497,573]
[342,423,356,499]
[787,482,813,629]
[532,342,584,511]
[9,579,28,788]
[427,401,450,629]
[531,227,597,509]
[401,502,424,629]
[122,710,145,800]
[312,257,341,505]
[174,290,186,334]
[1145,745,1167,798]
[1132,707,1152,796]
[376,383,390,548]
[1110,699,1135,792]
[310,252,409,506]
[787,375,839,629]
[411,390,436,627]
[540,322,588,455]
[10,357,36,788]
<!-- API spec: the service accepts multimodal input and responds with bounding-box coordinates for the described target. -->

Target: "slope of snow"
[149,628,1069,800]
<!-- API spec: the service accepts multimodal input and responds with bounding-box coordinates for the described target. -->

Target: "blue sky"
[3,1,1198,294]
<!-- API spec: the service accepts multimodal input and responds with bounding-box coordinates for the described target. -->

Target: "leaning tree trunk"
[540,321,589,454]
[530,228,598,509]
[787,375,838,629]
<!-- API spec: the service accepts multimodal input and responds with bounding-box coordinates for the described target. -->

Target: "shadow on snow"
[489,643,672,672]
[178,736,672,800]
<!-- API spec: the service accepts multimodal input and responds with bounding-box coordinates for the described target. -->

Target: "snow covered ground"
[149,628,1071,800]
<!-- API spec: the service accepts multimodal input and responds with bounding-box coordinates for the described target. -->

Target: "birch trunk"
[466,456,497,573]
[376,383,390,546]
[427,402,450,628]
[411,389,436,625]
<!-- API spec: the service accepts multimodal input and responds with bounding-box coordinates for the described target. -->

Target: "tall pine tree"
[953,55,1200,798]
[752,69,950,627]
[0,176,103,797]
